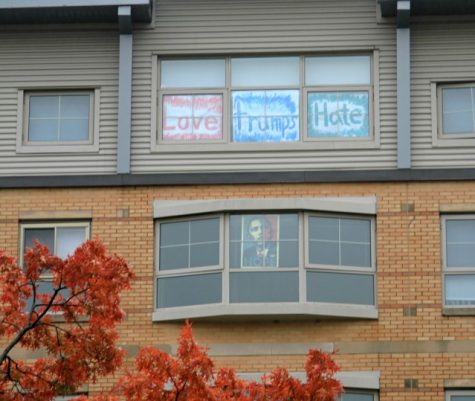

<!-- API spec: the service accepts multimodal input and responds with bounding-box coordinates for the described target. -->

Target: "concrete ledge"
[19,209,92,220]
[154,197,377,218]
[6,168,475,189]
[152,303,378,322]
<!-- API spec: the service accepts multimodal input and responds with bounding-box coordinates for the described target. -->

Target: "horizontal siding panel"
[0,30,119,176]
[130,0,397,174]
[411,22,475,168]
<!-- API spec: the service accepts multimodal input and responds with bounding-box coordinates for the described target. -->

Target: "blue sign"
[307,91,369,138]
[232,90,299,142]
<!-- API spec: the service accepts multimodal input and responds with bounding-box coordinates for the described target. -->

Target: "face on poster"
[307,91,369,138]
[232,90,300,143]
[162,94,223,141]
[241,215,279,268]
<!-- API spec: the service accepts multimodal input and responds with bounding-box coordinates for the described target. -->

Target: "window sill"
[152,302,378,322]
[443,307,475,316]
[151,139,380,153]
[16,143,100,154]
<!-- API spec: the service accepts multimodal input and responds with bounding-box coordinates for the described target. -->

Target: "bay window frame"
[154,207,377,321]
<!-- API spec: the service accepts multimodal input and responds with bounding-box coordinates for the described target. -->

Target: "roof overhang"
[379,0,475,17]
[0,0,152,24]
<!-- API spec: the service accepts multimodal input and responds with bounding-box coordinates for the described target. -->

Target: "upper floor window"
[442,215,475,308]
[439,84,475,137]
[154,210,376,321]
[155,54,376,150]
[17,89,100,153]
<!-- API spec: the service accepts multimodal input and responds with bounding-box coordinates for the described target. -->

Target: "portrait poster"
[232,90,299,143]
[239,214,280,268]
[162,94,223,141]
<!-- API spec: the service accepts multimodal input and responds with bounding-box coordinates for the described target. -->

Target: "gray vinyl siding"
[0,30,118,176]
[130,0,398,173]
[411,22,475,168]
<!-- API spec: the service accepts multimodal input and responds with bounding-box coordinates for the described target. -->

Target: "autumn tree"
[0,240,134,401]
[75,322,343,401]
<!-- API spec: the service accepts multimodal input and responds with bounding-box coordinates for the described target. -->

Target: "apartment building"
[1,0,475,400]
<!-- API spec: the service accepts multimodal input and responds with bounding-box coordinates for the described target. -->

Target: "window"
[154,210,376,321]
[442,215,475,308]
[20,222,90,310]
[154,54,378,151]
[17,89,100,153]
[340,391,378,401]
[446,390,475,401]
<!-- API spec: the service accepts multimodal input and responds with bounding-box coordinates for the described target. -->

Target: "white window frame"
[20,221,91,273]
[17,88,100,153]
[151,52,380,152]
[446,390,475,401]
[441,214,475,311]
[432,81,475,147]
[153,198,377,322]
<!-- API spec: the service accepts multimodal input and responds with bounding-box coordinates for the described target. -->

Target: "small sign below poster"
[307,91,369,138]
[232,90,299,142]
[162,94,223,141]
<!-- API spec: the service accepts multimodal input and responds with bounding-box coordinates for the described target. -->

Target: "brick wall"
[2,181,475,400]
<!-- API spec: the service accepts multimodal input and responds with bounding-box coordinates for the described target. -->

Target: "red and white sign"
[162,94,223,141]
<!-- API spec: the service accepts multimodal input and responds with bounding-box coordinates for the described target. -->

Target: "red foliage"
[81,322,343,401]
[0,240,134,401]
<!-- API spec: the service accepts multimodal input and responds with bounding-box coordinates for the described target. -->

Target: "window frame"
[154,207,377,321]
[17,88,100,153]
[341,389,379,401]
[441,214,475,310]
[20,221,91,273]
[446,390,475,401]
[152,52,380,152]
[432,81,475,147]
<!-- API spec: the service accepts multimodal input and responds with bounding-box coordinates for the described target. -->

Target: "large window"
[442,215,475,307]
[155,54,376,150]
[438,84,475,138]
[17,89,100,153]
[155,212,376,321]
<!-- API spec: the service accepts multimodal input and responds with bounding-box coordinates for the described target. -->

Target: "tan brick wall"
[2,181,475,400]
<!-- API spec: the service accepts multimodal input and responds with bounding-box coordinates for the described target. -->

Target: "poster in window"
[232,90,299,142]
[240,215,279,268]
[162,94,223,141]
[307,91,369,138]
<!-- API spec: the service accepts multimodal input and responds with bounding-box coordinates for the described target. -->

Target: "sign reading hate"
[307,91,369,138]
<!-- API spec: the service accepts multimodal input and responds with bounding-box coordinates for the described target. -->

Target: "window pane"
[159,218,220,270]
[307,91,369,138]
[161,59,225,88]
[59,119,90,141]
[446,220,475,267]
[29,95,59,118]
[28,119,59,141]
[160,221,189,246]
[57,227,87,259]
[452,396,475,401]
[24,228,55,253]
[309,216,371,267]
[230,214,298,268]
[305,55,371,85]
[445,275,475,305]
[230,271,299,303]
[157,273,222,308]
[442,87,475,135]
[61,95,90,118]
[307,271,375,305]
[232,90,299,142]
[231,57,299,86]
[162,94,223,141]
[341,392,374,401]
